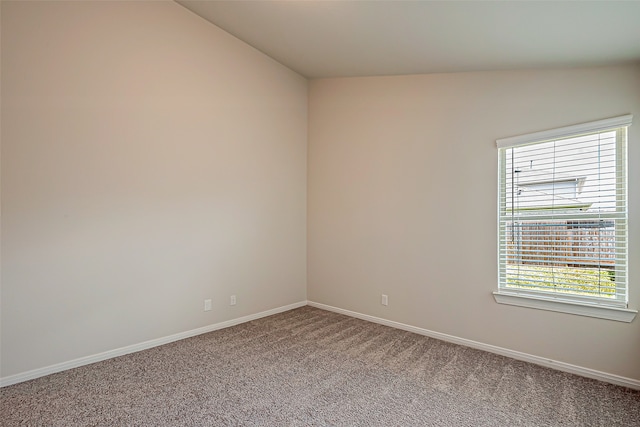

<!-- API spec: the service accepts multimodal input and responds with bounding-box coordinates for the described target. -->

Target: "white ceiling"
[177,1,640,79]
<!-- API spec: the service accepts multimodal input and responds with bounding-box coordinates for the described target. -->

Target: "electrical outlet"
[230,295,236,306]
[381,294,388,306]
[204,299,212,311]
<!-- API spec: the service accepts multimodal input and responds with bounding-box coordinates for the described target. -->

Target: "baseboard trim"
[5,300,638,390]
[307,301,640,390]
[0,301,307,388]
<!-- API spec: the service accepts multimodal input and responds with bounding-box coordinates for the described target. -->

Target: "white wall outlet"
[381,294,388,306]
[230,295,236,306]
[204,299,212,311]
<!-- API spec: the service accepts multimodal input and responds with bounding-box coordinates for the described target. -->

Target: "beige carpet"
[1,306,639,426]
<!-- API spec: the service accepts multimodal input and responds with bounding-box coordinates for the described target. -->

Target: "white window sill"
[493,291,637,323]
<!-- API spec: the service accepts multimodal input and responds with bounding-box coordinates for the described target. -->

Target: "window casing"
[495,115,636,322]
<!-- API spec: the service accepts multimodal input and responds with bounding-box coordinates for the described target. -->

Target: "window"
[494,115,636,322]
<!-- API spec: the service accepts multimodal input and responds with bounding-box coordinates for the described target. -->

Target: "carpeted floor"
[1,306,639,426]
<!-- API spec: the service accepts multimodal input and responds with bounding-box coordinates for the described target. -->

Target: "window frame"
[494,115,637,322]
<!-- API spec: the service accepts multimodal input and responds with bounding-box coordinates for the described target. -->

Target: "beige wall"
[2,1,639,385]
[1,1,307,377]
[308,65,640,380]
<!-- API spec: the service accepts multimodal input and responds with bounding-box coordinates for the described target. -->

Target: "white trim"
[4,299,638,391]
[496,114,632,148]
[493,291,637,322]
[307,300,640,390]
[0,301,307,388]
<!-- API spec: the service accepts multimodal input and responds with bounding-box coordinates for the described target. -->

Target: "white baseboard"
[5,300,638,391]
[307,301,640,391]
[0,301,307,388]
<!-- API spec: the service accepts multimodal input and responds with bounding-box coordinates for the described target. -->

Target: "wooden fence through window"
[506,220,615,269]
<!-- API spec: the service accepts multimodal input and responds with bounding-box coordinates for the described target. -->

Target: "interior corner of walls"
[1,0,309,381]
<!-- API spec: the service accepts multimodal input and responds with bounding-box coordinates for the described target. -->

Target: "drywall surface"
[1,1,307,377]
[308,65,640,380]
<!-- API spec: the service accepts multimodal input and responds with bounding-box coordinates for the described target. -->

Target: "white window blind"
[497,115,631,309]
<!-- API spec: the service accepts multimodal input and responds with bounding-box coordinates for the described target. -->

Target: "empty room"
[1,1,639,425]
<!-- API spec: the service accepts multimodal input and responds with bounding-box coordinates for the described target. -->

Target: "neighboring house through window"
[494,115,636,322]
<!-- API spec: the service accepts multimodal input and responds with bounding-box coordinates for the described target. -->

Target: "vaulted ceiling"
[177,1,640,79]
